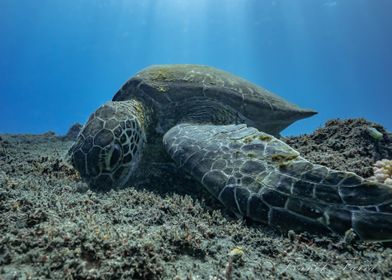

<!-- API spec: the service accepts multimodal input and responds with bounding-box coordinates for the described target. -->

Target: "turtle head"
[69,100,146,191]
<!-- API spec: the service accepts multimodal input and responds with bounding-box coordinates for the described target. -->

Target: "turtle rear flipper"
[163,123,392,241]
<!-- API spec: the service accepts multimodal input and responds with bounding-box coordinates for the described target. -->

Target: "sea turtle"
[69,64,392,241]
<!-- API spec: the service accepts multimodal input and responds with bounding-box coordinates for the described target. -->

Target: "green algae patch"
[148,68,178,82]
[131,100,150,128]
[247,152,257,158]
[157,85,168,92]
[258,135,273,142]
[244,136,254,144]
[243,134,269,144]
[271,152,300,168]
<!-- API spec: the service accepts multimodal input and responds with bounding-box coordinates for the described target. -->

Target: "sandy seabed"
[1,118,392,280]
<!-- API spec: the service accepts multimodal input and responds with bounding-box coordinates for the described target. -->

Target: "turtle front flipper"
[163,123,392,241]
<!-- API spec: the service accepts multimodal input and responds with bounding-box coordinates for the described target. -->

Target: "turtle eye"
[109,143,122,168]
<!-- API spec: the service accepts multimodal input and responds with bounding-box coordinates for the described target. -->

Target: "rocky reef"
[284,118,392,178]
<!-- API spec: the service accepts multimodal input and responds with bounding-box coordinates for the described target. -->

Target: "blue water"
[0,0,391,136]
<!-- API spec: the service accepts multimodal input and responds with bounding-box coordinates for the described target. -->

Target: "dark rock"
[42,131,56,137]
[62,123,83,141]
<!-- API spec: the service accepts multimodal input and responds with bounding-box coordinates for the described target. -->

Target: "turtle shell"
[113,64,316,135]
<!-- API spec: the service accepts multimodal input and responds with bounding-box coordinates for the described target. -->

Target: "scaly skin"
[69,100,147,191]
[163,123,392,241]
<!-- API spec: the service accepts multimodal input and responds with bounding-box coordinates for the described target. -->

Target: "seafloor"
[1,118,392,280]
